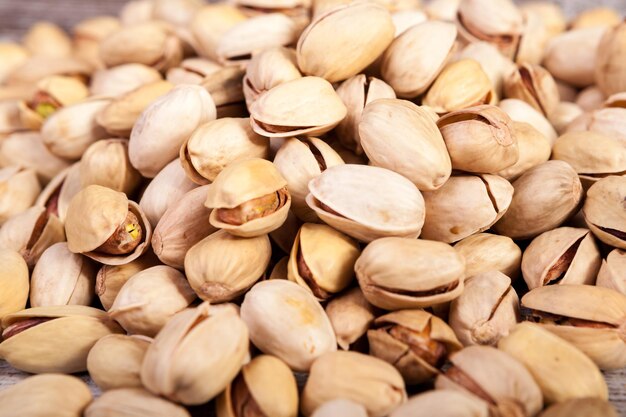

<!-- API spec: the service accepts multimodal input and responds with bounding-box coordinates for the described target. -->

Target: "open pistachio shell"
[243,46,301,107]
[595,22,626,96]
[0,166,41,226]
[496,121,551,181]
[167,58,223,86]
[597,249,626,295]
[312,399,368,417]
[453,233,521,280]
[36,163,81,223]
[325,287,375,350]
[79,139,142,195]
[539,398,618,417]
[390,390,490,417]
[85,388,190,417]
[583,176,626,250]
[0,249,29,320]
[504,63,560,117]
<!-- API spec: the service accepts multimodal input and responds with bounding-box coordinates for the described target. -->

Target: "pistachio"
[498,98,557,144]
[519,2,565,39]
[0,42,28,84]
[167,57,221,85]
[516,9,550,65]
[549,102,584,135]
[576,85,606,112]
[199,67,246,115]
[311,399,368,417]
[539,398,618,417]
[390,390,490,417]
[73,16,121,69]
[5,56,91,87]
[0,166,41,226]
[22,22,73,58]
[35,163,81,223]
[583,176,626,250]
[494,121,550,181]
[453,233,521,280]
[597,249,626,295]
[243,46,301,107]
[325,287,375,350]
[0,249,29,320]
[566,107,626,144]
[85,388,190,417]
[595,22,626,95]
[504,63,560,117]
[191,4,248,61]
[571,7,621,29]
[79,139,142,195]
[458,42,516,96]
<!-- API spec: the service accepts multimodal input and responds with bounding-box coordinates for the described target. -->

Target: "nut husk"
[453,233,521,280]
[84,388,190,417]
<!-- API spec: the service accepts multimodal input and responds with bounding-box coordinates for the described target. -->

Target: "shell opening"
[542,236,584,285]
[230,372,267,417]
[372,279,460,298]
[29,91,62,118]
[385,322,448,368]
[1,317,55,341]
[297,245,331,300]
[519,66,546,115]
[456,11,518,51]
[442,365,497,405]
[96,208,143,255]
[216,188,289,226]
[528,310,617,330]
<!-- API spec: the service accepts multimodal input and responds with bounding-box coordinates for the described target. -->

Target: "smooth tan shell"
[312,399,368,417]
[539,398,618,417]
[0,166,40,225]
[597,249,626,295]
[0,248,29,320]
[90,64,162,98]
[453,233,521,280]
[243,46,301,106]
[84,388,190,417]
[79,139,142,195]
[325,287,375,350]
[390,390,489,417]
[583,176,626,250]
[595,23,626,96]
[496,121,551,181]
[566,107,626,144]
[35,163,81,223]
[498,98,557,144]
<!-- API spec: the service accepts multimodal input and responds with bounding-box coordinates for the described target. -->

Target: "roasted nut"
[453,233,521,280]
[0,166,41,226]
[499,98,557,144]
[597,249,626,295]
[84,388,190,417]
[539,398,618,417]
[390,390,490,417]
[496,121,551,181]
[504,63,560,117]
[79,139,142,195]
[325,287,375,350]
[0,249,29,320]
[243,46,301,107]
[583,176,626,250]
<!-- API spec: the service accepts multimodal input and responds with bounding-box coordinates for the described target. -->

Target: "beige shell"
[449,271,519,346]
[597,249,626,295]
[359,99,451,190]
[498,98,557,144]
[453,233,521,280]
[496,121,551,181]
[74,16,121,69]
[307,164,425,242]
[515,8,550,66]
[325,287,375,350]
[549,102,584,135]
[23,22,72,58]
[312,399,368,417]
[0,99,23,134]
[90,64,162,98]
[190,4,247,61]
[167,58,222,85]
[35,163,82,223]
[0,305,123,373]
[243,46,301,107]
[0,249,29,320]
[539,398,618,417]
[241,280,337,371]
[520,1,565,39]
[421,174,514,243]
[79,139,142,195]
[297,2,394,83]
[250,76,347,138]
[390,390,489,417]
[521,227,601,289]
[567,108,626,145]
[583,176,626,250]
[84,388,190,417]
[458,42,516,96]
[504,64,560,117]
[87,334,152,391]
[576,86,606,112]
[0,42,28,84]
[355,237,465,310]
[199,66,245,110]
[5,56,91,87]
[0,166,41,226]
[141,302,249,405]
[595,23,626,96]
[301,351,406,417]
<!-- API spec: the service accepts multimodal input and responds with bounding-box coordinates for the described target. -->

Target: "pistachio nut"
[595,22,626,96]
[355,237,465,310]
[0,374,91,417]
[35,163,81,223]
[390,390,490,417]
[498,98,557,144]
[198,67,245,114]
[5,56,91,87]
[84,388,190,417]
[243,46,301,107]
[583,176,626,250]
[449,271,519,346]
[496,121,551,181]
[108,265,196,336]
[503,63,560,117]
[65,185,152,265]
[359,99,451,190]
[180,117,269,185]
[521,227,601,289]
[325,287,375,350]
[73,16,122,69]
[498,322,608,403]
[311,399,368,417]
[216,354,299,417]
[301,350,406,417]
[436,345,543,417]
[453,233,521,280]
[250,76,347,138]
[539,398,618,417]
[368,309,462,384]
[458,42,516,96]
[0,249,29,320]
[576,86,606,112]
[142,302,249,405]
[604,91,626,108]
[307,164,425,242]
[0,42,28,84]
[0,99,23,133]
[421,174,513,243]
[0,166,40,226]
[30,242,97,307]
[515,8,550,66]
[22,21,73,58]
[0,305,123,373]
[129,84,216,178]
[549,102,584,135]
[566,107,626,144]
[79,139,142,195]
[519,2,565,39]
[166,57,221,85]
[190,4,248,61]
[90,63,162,98]
[571,7,622,30]
[493,161,583,239]
[597,249,626,295]
[241,280,337,371]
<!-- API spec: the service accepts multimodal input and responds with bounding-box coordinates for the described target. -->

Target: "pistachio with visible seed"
[453,233,521,280]
[597,249,626,295]
[504,63,560,117]
[325,287,375,350]
[583,176,626,250]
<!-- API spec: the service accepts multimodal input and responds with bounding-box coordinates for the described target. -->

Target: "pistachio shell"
[458,42,516,96]
[504,64,560,117]
[539,398,618,417]
[85,388,190,417]
[496,121,551,181]
[90,64,162,98]
[566,107,626,144]
[549,102,584,135]
[79,139,142,195]
[595,23,626,96]
[5,56,91,87]
[576,86,606,112]
[0,166,41,225]
[312,399,368,417]
[571,7,621,29]
[453,233,521,280]
[191,4,248,60]
[199,66,245,109]
[0,249,29,320]
[167,58,222,85]
[583,176,626,250]
[520,1,565,39]
[390,390,489,417]
[0,42,28,84]
[74,16,121,69]
[498,98,557,144]
[597,249,626,295]
[35,163,81,222]
[243,46,301,107]
[325,287,375,350]
[23,22,72,58]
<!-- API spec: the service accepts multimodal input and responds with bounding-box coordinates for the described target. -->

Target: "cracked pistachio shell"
[521,227,601,290]
[523,285,626,370]
[241,280,337,371]
[355,237,465,310]
[436,345,543,417]
[0,249,28,320]
[109,265,196,337]
[504,64,560,117]
[453,233,521,280]
[301,351,407,417]
[360,99,451,190]
[288,223,360,300]
[539,398,618,417]
[97,80,174,137]
[499,98,557,144]
[23,22,72,58]
[129,85,216,178]
[0,374,92,417]
[0,166,40,225]
[597,249,626,295]
[185,229,270,302]
[85,388,190,417]
[90,64,162,97]
[41,97,111,160]
[190,4,248,60]
[297,2,394,83]
[381,21,457,98]
[166,58,222,85]
[421,174,513,243]
[496,121,551,181]
[243,46,301,107]
[566,108,626,145]
[437,105,518,174]
[390,390,490,417]
[205,158,291,237]
[180,117,269,185]
[498,322,608,403]
[142,302,249,405]
[312,399,368,417]
[423,59,495,114]
[583,176,626,250]
[307,164,425,242]
[30,242,96,307]
[494,161,583,239]
[596,23,626,96]
[36,163,81,223]
[250,76,347,138]
[0,305,123,373]
[153,185,216,269]
[449,271,519,346]
[79,139,142,195]
[325,287,375,350]
[87,334,152,391]
[368,309,462,384]
[217,355,298,417]
[0,42,28,84]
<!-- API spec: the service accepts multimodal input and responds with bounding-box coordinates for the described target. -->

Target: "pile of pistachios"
[1,0,626,416]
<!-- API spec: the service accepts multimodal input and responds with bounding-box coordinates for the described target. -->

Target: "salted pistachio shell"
[0,305,123,373]
[499,98,557,144]
[297,2,394,83]
[521,227,601,289]
[312,399,368,417]
[539,398,618,417]
[190,4,248,60]
[421,174,513,243]
[597,249,626,295]
[142,302,249,405]
[23,22,72,58]
[0,249,29,320]
[167,58,222,85]
[381,21,456,98]
[504,64,560,117]
[449,271,519,346]
[515,8,550,66]
[250,76,347,138]
[436,345,543,417]
[90,64,163,98]
[325,287,375,350]
[243,46,301,107]
[566,107,626,144]
[498,322,608,403]
[241,280,337,371]
[87,334,152,391]
[0,374,92,417]
[301,351,406,417]
[595,23,626,96]
[30,242,96,307]
[453,233,521,280]
[390,390,490,417]
[85,388,190,417]
[494,161,583,240]
[79,139,142,195]
[0,166,40,225]
[359,99,451,190]
[180,117,269,185]
[368,309,462,384]
[355,237,465,310]
[307,164,425,242]
[496,121,551,181]
[583,176,626,250]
